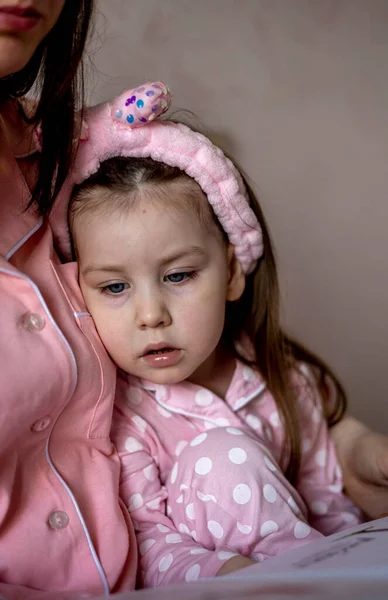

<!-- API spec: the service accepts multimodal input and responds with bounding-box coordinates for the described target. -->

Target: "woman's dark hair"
[0,0,94,215]
[70,152,346,486]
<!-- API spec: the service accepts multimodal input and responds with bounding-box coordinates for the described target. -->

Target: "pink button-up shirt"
[112,362,361,588]
[0,124,137,599]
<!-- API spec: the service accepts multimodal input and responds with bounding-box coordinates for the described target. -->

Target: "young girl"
[68,82,362,588]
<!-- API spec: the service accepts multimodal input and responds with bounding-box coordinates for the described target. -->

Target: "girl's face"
[75,185,245,389]
[0,1,65,78]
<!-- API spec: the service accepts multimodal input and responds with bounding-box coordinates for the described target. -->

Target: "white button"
[22,312,45,332]
[48,510,69,530]
[31,416,51,432]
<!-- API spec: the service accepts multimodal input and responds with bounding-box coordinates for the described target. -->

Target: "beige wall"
[90,0,388,432]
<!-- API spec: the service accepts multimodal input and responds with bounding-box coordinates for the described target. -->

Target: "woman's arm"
[331,415,388,518]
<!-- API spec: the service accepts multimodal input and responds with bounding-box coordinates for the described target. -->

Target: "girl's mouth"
[141,346,182,368]
[146,347,175,355]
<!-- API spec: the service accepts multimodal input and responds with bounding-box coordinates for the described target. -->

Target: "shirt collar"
[135,360,266,419]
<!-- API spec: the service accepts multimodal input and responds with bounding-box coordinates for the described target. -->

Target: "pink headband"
[71,81,263,274]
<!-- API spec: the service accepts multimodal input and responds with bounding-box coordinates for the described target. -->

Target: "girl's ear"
[226,244,246,301]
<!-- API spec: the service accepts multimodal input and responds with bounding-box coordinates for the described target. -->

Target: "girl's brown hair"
[0,0,94,215]
[70,152,346,485]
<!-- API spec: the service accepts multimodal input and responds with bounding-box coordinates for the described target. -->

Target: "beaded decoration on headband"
[70,81,263,274]
[112,81,171,127]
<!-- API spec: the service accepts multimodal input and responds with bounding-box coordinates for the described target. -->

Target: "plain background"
[87,0,388,433]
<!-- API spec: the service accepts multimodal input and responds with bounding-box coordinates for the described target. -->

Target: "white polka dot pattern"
[342,511,356,523]
[154,386,166,401]
[261,520,279,537]
[143,464,157,481]
[190,547,208,555]
[170,462,178,484]
[132,415,147,432]
[215,417,230,427]
[128,493,143,511]
[158,553,173,572]
[156,404,171,418]
[226,427,245,435]
[195,457,212,475]
[315,449,327,467]
[218,550,238,560]
[237,522,252,534]
[294,521,311,539]
[233,483,252,505]
[139,538,155,556]
[117,369,362,586]
[178,523,190,535]
[253,553,264,562]
[185,503,195,520]
[287,496,301,515]
[329,482,342,493]
[175,440,188,456]
[196,491,217,503]
[185,564,201,582]
[207,520,224,539]
[263,484,277,503]
[264,455,277,472]
[166,533,182,544]
[195,389,213,406]
[228,447,247,464]
[243,365,255,381]
[124,436,143,453]
[245,414,263,432]
[190,433,207,447]
[311,501,328,515]
[145,497,160,510]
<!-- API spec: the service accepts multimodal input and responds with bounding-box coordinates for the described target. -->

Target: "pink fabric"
[69,81,263,274]
[0,124,137,598]
[112,361,362,588]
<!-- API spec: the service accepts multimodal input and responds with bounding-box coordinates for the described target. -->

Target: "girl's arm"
[331,415,388,519]
[293,372,362,534]
[112,399,248,586]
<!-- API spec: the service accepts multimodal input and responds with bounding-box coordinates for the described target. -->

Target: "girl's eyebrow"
[160,246,207,265]
[81,247,207,277]
[82,264,127,276]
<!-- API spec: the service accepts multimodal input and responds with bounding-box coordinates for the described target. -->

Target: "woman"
[0,1,387,598]
[0,2,137,598]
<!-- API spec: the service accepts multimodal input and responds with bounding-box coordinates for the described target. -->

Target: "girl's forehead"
[133,181,226,241]
[71,175,227,256]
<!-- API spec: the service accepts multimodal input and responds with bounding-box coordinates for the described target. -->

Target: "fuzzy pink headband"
[71,81,263,274]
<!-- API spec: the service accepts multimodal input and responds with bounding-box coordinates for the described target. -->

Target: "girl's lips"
[0,6,41,32]
[141,348,182,369]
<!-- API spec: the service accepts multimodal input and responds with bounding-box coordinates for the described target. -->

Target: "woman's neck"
[0,99,35,156]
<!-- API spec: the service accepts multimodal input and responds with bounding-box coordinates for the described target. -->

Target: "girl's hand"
[332,416,388,518]
[216,555,257,576]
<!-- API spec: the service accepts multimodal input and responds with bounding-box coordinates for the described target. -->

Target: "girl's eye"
[102,282,128,295]
[165,272,191,284]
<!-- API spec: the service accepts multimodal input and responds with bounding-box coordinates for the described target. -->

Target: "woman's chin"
[0,37,37,79]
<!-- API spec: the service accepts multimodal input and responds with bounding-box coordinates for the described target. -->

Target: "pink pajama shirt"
[112,361,362,587]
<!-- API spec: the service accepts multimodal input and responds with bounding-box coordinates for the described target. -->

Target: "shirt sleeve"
[112,387,236,587]
[295,366,363,535]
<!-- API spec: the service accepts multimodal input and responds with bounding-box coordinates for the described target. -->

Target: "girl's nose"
[135,291,172,330]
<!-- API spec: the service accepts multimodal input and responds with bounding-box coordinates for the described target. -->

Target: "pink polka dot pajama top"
[112,361,362,587]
